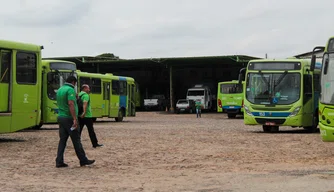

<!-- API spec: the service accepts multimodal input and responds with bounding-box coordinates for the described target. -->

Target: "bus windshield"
[246,72,301,105]
[320,53,334,104]
[220,84,242,94]
[47,72,77,100]
[187,90,204,96]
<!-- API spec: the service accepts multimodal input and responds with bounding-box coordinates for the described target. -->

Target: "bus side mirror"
[310,55,316,71]
[238,68,246,86]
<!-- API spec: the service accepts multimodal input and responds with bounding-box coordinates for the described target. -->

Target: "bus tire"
[227,113,236,118]
[115,109,124,122]
[33,123,43,130]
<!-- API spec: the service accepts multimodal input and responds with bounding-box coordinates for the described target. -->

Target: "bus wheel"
[33,123,43,130]
[227,113,236,118]
[115,110,124,122]
[263,125,279,133]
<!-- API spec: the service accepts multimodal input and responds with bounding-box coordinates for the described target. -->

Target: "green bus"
[217,80,244,118]
[240,58,321,133]
[39,62,136,126]
[40,59,77,127]
[310,39,334,141]
[77,71,136,122]
[0,40,43,133]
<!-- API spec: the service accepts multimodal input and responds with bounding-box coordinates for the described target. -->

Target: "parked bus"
[217,80,244,118]
[39,59,77,127]
[0,40,43,133]
[310,40,334,141]
[239,58,321,133]
[77,71,136,122]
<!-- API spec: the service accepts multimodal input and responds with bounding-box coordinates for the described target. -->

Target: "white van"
[186,84,212,110]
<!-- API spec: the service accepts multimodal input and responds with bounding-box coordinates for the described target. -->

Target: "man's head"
[66,76,77,86]
[81,84,90,93]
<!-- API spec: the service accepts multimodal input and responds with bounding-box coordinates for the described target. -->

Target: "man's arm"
[68,100,77,120]
[81,94,89,117]
[67,89,78,127]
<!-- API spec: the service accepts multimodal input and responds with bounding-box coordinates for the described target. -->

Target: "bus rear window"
[220,84,242,94]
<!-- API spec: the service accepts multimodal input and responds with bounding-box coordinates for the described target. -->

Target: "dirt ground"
[1,112,334,192]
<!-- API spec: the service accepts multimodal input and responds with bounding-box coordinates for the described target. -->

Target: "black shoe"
[80,159,95,167]
[93,144,103,148]
[56,163,68,168]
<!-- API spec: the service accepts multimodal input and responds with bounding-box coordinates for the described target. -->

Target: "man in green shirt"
[55,76,95,168]
[195,99,202,118]
[78,84,103,148]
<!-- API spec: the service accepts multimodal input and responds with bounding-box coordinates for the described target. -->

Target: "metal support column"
[169,65,174,112]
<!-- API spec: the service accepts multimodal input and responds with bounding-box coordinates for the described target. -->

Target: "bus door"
[127,83,131,116]
[131,84,136,116]
[303,74,314,126]
[0,51,11,113]
[0,51,12,132]
[103,82,110,116]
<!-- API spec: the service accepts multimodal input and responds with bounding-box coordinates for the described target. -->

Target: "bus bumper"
[319,122,334,142]
[244,114,303,126]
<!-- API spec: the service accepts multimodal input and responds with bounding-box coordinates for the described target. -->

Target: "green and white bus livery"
[217,80,244,118]
[240,58,321,133]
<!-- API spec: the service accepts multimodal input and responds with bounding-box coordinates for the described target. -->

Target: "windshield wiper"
[274,71,288,88]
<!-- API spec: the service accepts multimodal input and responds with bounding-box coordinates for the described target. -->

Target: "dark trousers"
[78,117,98,147]
[56,117,88,165]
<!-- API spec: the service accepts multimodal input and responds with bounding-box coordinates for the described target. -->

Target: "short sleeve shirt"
[56,83,78,118]
[78,91,92,118]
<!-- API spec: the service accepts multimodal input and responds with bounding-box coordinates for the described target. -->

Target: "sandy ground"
[1,112,334,192]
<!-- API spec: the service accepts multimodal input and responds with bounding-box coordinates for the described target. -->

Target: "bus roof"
[218,80,244,85]
[41,59,76,67]
[248,58,311,63]
[0,39,43,52]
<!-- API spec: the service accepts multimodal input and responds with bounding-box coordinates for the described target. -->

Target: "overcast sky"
[1,0,333,59]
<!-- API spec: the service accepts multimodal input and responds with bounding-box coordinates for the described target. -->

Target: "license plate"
[265,122,276,126]
[229,106,235,108]
[180,109,185,111]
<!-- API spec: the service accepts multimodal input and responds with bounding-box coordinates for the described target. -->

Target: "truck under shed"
[45,55,261,112]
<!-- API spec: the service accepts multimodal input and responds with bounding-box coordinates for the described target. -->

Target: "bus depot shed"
[45,55,261,112]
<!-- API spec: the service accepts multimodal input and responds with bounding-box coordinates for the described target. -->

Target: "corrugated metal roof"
[44,54,262,65]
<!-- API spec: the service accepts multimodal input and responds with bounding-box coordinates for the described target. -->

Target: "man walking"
[55,76,95,168]
[195,99,202,118]
[78,84,103,148]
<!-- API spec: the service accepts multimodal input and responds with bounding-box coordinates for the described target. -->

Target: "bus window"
[0,52,11,83]
[16,52,37,84]
[112,80,120,95]
[91,78,101,94]
[79,77,91,88]
[119,81,127,95]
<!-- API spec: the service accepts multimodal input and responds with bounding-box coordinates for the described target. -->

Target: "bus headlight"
[289,106,301,117]
[244,106,253,116]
